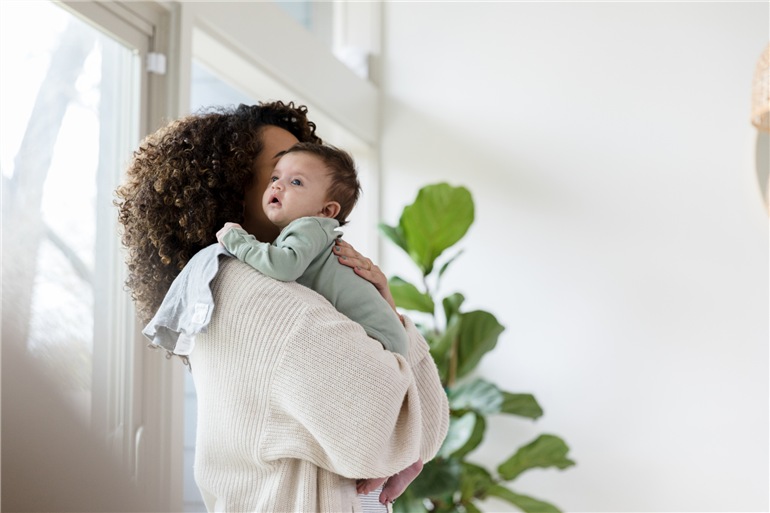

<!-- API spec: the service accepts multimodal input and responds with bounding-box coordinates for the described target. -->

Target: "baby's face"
[263,151,334,230]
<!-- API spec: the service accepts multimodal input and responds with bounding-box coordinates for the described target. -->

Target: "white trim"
[57,0,153,48]
[56,2,184,511]
[181,1,378,144]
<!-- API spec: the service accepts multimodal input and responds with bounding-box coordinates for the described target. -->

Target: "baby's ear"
[319,201,341,220]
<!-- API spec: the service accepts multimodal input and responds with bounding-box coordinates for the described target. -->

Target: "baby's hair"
[281,142,361,226]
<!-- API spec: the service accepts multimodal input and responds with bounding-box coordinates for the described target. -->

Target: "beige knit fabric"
[189,258,449,512]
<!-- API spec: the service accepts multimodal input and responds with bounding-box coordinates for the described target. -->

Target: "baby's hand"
[216,222,242,245]
[356,477,387,495]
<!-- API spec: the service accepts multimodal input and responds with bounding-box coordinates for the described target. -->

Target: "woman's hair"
[281,142,361,226]
[115,101,321,324]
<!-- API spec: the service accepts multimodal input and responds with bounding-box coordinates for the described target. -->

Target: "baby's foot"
[356,477,387,495]
[379,459,424,504]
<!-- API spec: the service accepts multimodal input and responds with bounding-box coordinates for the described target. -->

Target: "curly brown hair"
[115,101,321,324]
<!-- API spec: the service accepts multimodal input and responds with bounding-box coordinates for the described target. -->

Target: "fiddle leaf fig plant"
[379,183,575,513]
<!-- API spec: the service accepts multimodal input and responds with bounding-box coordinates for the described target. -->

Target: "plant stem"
[424,274,439,331]
[427,270,457,387]
[448,332,458,388]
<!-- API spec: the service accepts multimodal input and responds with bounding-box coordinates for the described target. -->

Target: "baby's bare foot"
[357,477,387,495]
[379,459,424,504]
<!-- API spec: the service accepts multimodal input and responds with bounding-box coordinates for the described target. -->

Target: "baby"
[216,142,422,504]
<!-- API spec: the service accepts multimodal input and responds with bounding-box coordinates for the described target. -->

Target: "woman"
[115,101,449,512]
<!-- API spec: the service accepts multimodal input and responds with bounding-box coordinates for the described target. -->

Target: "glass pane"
[191,59,255,110]
[272,0,333,48]
[273,0,312,30]
[1,1,138,421]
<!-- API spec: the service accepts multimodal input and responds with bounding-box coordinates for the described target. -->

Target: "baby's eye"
[270,176,278,182]
[291,179,302,186]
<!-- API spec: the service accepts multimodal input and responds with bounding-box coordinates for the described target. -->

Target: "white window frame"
[55,2,184,510]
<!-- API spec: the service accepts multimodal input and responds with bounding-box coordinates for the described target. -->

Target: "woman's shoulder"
[213,257,378,351]
[214,257,343,317]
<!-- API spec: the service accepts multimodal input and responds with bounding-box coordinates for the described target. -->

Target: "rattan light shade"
[752,43,770,132]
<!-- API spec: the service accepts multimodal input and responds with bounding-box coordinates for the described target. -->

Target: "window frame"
[55,1,184,509]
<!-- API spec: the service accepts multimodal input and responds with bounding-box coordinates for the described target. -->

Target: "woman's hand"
[333,239,397,312]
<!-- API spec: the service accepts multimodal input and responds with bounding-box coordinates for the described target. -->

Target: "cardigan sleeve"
[262,311,449,480]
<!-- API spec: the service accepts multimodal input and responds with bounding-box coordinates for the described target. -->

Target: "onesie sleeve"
[262,312,449,480]
[220,217,337,282]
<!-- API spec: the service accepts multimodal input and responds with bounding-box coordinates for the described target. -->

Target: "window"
[1,0,139,423]
[1,1,180,509]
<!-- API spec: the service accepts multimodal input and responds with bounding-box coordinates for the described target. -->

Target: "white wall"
[380,3,769,512]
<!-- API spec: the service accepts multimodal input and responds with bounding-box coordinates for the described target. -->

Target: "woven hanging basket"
[752,43,770,132]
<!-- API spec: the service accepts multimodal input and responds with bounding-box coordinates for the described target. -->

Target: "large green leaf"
[459,462,494,502]
[398,183,474,274]
[389,276,435,313]
[436,412,476,458]
[452,413,486,459]
[498,434,576,481]
[456,310,505,379]
[448,378,503,415]
[409,458,461,498]
[486,485,562,513]
[442,293,465,326]
[500,392,544,420]
[378,221,408,254]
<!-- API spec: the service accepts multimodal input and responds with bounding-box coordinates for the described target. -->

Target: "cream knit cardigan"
[188,258,449,512]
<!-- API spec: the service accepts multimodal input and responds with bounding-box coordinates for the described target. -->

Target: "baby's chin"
[268,216,290,231]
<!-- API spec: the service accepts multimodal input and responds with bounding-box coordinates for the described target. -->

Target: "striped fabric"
[359,486,389,513]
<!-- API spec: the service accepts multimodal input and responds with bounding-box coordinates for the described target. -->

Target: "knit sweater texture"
[220,216,408,356]
[188,258,449,512]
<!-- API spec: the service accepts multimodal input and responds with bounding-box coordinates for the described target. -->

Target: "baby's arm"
[217,218,334,282]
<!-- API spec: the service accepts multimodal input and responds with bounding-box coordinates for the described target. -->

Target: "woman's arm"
[263,308,449,480]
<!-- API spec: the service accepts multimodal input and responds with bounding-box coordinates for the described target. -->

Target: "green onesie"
[220,216,408,356]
